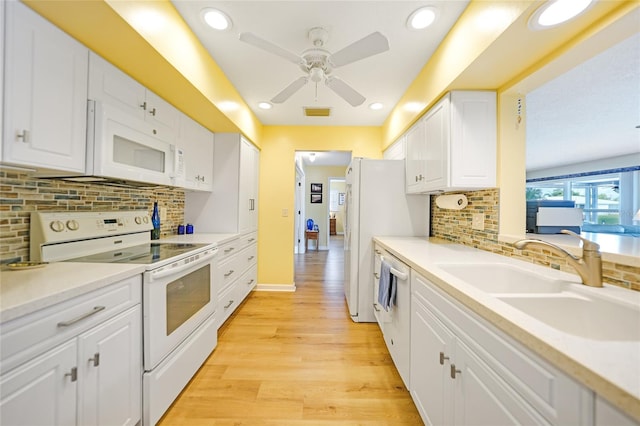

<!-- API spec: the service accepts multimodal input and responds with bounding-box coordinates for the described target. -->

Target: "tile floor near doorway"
[159,235,422,425]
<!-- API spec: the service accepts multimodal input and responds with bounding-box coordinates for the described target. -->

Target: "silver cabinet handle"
[57,306,105,327]
[375,249,382,254]
[89,353,100,367]
[246,279,254,286]
[149,107,157,116]
[16,130,29,142]
[65,367,78,382]
[450,364,461,379]
[374,272,380,279]
[224,300,234,309]
[373,303,380,312]
[140,101,147,110]
[224,270,235,278]
[248,256,255,261]
[439,352,449,365]
[224,247,235,254]
[247,238,256,243]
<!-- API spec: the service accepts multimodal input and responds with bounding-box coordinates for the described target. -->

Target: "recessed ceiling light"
[529,0,594,30]
[407,7,437,30]
[201,8,232,31]
[369,102,384,111]
[258,102,273,110]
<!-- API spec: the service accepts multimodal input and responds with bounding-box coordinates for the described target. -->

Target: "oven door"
[143,250,216,369]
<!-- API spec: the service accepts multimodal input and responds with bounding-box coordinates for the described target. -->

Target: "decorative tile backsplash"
[431,188,640,291]
[0,171,185,264]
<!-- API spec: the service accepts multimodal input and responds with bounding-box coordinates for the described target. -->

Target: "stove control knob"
[66,220,79,231]
[135,216,142,224]
[50,220,65,232]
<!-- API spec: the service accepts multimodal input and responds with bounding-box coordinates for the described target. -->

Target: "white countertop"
[0,262,145,323]
[374,236,640,422]
[0,233,241,324]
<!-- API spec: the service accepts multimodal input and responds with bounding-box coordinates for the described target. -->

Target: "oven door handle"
[148,250,217,281]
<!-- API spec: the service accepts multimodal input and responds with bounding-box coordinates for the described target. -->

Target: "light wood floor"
[158,235,423,425]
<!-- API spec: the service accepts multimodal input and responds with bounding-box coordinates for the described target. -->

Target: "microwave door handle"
[148,251,217,281]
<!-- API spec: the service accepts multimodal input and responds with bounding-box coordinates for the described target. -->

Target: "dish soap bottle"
[151,201,161,240]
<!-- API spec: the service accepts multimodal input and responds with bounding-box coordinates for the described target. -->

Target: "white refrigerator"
[344,158,430,322]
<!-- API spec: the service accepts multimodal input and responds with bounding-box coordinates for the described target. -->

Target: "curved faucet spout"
[513,231,603,288]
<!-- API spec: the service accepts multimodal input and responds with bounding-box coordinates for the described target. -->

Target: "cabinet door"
[78,306,142,426]
[411,294,455,426]
[0,340,77,426]
[452,340,547,426]
[145,91,179,142]
[177,115,213,191]
[405,120,426,193]
[3,1,88,173]
[88,52,146,121]
[422,95,450,192]
[449,91,497,188]
[239,138,259,233]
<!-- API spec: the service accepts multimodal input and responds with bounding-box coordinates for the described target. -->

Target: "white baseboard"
[255,283,297,292]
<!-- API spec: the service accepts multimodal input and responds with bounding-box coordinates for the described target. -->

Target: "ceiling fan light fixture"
[258,101,273,110]
[309,67,324,83]
[369,102,384,111]
[201,8,232,31]
[407,7,437,30]
[528,0,594,30]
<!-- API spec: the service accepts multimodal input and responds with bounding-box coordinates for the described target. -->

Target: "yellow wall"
[258,126,381,285]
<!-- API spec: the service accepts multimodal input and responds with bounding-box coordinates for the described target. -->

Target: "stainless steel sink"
[497,293,640,341]
[437,263,573,294]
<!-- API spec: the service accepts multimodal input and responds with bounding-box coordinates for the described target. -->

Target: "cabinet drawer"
[412,275,588,423]
[0,275,141,374]
[238,232,257,250]
[237,244,257,270]
[217,282,238,329]
[217,238,240,261]
[237,265,257,302]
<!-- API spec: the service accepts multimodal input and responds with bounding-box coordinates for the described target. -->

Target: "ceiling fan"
[239,27,389,107]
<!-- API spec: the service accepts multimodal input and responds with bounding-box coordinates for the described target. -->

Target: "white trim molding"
[255,283,297,292]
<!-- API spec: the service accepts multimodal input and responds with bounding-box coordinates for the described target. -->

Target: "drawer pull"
[375,249,382,254]
[65,367,78,382]
[224,247,235,254]
[439,352,449,365]
[224,270,235,278]
[224,300,235,309]
[89,352,100,367]
[373,303,380,312]
[450,364,461,379]
[374,272,380,279]
[247,279,254,285]
[16,129,30,143]
[248,256,255,261]
[247,238,255,243]
[57,306,105,327]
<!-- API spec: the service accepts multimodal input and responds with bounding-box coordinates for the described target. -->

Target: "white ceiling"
[526,32,640,172]
[172,1,469,126]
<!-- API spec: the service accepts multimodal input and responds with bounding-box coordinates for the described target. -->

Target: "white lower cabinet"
[411,271,593,425]
[215,233,258,329]
[0,276,142,426]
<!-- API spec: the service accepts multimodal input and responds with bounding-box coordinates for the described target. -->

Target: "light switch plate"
[472,213,484,231]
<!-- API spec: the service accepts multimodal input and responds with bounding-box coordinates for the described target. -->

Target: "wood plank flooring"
[158,235,423,425]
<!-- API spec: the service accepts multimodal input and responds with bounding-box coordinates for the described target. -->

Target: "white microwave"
[67,100,183,187]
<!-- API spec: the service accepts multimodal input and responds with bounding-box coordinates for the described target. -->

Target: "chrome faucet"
[513,230,603,287]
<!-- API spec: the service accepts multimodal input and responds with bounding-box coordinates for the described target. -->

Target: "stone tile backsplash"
[431,188,640,291]
[0,171,185,264]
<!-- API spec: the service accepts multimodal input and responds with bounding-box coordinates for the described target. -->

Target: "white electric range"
[30,211,218,426]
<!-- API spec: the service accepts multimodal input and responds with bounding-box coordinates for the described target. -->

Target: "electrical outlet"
[472,213,484,231]
[160,207,167,221]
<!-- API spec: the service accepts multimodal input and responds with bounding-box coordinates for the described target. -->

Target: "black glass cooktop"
[66,242,208,265]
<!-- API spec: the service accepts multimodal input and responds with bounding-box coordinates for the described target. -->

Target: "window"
[526,168,640,236]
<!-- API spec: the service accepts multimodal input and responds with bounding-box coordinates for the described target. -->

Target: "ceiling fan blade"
[329,32,390,68]
[271,77,309,103]
[239,32,303,65]
[325,77,365,107]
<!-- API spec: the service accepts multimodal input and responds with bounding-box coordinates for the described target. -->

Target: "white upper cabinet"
[406,91,497,194]
[176,114,213,192]
[88,52,179,143]
[239,137,259,233]
[2,1,89,173]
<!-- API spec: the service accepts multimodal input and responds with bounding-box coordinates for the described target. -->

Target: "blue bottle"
[151,201,161,240]
[306,219,314,230]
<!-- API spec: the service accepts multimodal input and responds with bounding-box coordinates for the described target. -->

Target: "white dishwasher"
[373,244,411,389]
